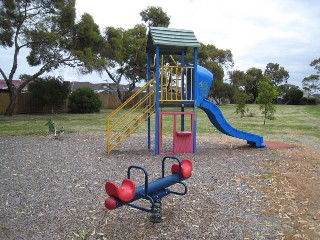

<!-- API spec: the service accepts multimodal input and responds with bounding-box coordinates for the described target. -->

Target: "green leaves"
[27,75,70,113]
[140,6,170,27]
[68,87,102,113]
[264,63,289,87]
[257,77,279,124]
[102,24,147,102]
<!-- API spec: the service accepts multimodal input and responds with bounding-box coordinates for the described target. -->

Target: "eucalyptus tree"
[102,24,148,103]
[99,6,171,103]
[27,75,70,113]
[246,67,264,102]
[302,74,320,102]
[302,57,320,102]
[0,0,104,116]
[264,62,289,87]
[185,43,234,104]
[140,6,170,27]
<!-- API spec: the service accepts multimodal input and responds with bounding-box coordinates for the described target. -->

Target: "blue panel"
[196,66,214,106]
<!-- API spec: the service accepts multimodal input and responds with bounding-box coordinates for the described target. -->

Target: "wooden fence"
[0,92,136,114]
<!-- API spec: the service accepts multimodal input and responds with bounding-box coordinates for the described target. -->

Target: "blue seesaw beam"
[105,157,192,212]
[105,173,188,211]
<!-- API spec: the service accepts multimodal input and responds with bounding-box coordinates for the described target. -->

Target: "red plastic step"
[171,159,192,179]
[105,179,136,202]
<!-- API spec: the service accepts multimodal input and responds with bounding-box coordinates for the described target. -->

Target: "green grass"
[0,110,113,136]
[0,105,319,147]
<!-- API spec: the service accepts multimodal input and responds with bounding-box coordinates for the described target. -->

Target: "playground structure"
[106,26,265,155]
[104,156,192,223]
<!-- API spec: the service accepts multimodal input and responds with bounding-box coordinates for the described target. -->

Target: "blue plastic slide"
[196,66,265,147]
[199,99,265,147]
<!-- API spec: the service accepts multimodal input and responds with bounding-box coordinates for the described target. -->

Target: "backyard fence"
[0,92,142,114]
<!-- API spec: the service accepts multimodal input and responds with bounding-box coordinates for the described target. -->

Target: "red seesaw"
[104,156,192,223]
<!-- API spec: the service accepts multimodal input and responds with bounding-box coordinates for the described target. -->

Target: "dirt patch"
[265,141,297,149]
[240,147,320,239]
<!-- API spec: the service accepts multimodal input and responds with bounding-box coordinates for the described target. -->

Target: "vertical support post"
[147,52,151,149]
[181,104,185,131]
[181,51,185,132]
[155,46,160,155]
[193,47,198,153]
[181,51,185,100]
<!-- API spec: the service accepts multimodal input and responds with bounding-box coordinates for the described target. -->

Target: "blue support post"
[147,52,151,149]
[155,46,160,155]
[193,47,198,153]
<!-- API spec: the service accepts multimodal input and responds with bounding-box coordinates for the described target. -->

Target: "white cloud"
[1,0,319,87]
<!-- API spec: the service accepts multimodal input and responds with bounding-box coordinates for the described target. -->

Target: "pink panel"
[159,112,194,155]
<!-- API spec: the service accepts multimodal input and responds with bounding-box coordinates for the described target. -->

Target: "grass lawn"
[0,104,319,147]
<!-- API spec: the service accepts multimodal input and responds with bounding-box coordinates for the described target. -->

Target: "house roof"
[146,27,200,55]
[0,80,25,90]
[70,81,140,93]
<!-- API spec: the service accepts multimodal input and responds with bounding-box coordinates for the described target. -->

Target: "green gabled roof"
[147,27,200,55]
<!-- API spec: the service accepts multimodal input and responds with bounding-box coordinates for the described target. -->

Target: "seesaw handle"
[127,165,149,198]
[161,156,182,180]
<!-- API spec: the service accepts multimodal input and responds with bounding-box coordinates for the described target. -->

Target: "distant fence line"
[0,92,139,114]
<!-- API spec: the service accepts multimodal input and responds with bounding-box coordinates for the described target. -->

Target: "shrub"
[301,97,317,105]
[68,87,102,113]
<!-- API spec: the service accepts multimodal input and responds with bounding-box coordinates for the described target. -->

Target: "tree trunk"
[4,89,19,116]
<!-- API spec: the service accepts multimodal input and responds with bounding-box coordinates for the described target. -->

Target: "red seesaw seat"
[171,159,192,179]
[105,179,136,202]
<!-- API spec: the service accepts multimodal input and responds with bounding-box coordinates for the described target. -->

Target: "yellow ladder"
[106,79,155,154]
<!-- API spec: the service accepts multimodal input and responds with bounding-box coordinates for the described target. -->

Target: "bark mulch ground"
[0,133,319,239]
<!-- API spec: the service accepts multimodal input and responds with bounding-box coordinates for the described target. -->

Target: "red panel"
[159,112,195,155]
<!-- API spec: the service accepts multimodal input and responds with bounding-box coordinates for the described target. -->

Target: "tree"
[257,76,279,125]
[229,70,251,91]
[302,74,320,102]
[209,80,235,104]
[234,90,253,118]
[310,57,320,73]
[246,67,264,102]
[228,70,254,111]
[282,85,303,105]
[189,43,234,103]
[28,75,70,113]
[264,62,289,87]
[140,6,170,27]
[0,0,104,116]
[101,24,147,103]
[302,57,320,103]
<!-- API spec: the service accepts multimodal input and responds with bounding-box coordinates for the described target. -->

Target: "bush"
[301,97,317,105]
[68,87,102,113]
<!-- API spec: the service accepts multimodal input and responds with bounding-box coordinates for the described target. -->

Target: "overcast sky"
[1,0,320,87]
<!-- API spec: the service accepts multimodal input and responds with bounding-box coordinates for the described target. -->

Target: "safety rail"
[159,66,194,102]
[106,79,155,154]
